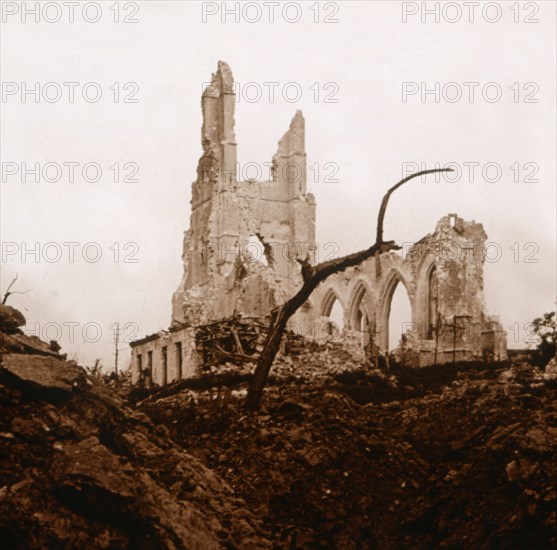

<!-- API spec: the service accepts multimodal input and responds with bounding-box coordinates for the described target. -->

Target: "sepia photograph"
[1,1,556,548]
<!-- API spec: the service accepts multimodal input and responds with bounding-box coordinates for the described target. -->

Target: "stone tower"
[171,61,316,327]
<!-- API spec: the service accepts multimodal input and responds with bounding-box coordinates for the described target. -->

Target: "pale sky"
[1,1,555,368]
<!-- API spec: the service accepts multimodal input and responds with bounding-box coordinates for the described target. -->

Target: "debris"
[0,304,26,334]
[137,350,557,549]
[195,316,268,368]
[0,354,85,396]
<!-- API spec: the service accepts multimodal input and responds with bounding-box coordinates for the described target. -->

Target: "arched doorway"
[348,282,375,353]
[320,288,345,339]
[378,272,413,352]
[388,281,413,350]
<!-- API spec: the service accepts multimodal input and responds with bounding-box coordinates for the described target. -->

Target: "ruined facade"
[310,214,507,366]
[170,61,315,327]
[130,61,506,385]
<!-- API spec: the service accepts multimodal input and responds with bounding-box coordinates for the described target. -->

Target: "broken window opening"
[427,265,438,340]
[162,346,168,385]
[137,354,143,380]
[387,279,412,351]
[243,234,270,267]
[147,351,153,385]
[321,292,345,335]
[175,342,183,380]
[257,234,274,267]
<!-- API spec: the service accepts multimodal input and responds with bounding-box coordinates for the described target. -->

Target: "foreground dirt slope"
[140,347,557,549]
[0,354,270,549]
[1,329,555,549]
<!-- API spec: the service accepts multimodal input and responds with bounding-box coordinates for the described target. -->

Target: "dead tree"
[245,168,452,410]
[1,274,29,305]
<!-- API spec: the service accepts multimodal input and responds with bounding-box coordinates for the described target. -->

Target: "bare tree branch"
[1,274,29,305]
[245,168,453,410]
[296,254,314,283]
[375,168,447,244]
[4,290,30,301]
[2,274,19,304]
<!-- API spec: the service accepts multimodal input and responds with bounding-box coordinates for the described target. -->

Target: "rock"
[9,333,62,357]
[49,340,61,353]
[0,332,26,354]
[0,304,26,333]
[0,354,86,396]
[0,356,272,549]
[544,355,557,377]
[274,400,308,419]
[11,416,47,439]
[302,448,324,467]
[509,458,539,480]
[520,426,557,454]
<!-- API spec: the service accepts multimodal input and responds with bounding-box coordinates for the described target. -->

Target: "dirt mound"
[376,377,557,548]
[2,306,555,549]
[139,353,557,549]
[0,353,271,549]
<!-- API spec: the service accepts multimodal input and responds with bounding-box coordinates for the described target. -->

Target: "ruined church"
[130,61,506,385]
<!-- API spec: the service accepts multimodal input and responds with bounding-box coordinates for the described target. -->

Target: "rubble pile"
[374,373,557,547]
[0,304,65,359]
[194,322,369,379]
[1,304,555,548]
[139,348,557,549]
[195,316,269,368]
[0,306,271,549]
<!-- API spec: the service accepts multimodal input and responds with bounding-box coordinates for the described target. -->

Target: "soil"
[138,345,557,549]
[1,341,556,549]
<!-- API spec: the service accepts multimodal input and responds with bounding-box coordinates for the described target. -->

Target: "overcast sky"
[1,1,555,368]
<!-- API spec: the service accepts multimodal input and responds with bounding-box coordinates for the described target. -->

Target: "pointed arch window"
[427,265,438,339]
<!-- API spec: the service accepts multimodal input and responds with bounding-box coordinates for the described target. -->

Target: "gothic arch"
[318,286,346,339]
[320,287,344,318]
[347,279,376,329]
[377,269,413,351]
[414,257,438,340]
[347,279,376,352]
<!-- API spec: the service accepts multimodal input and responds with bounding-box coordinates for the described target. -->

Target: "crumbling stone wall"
[131,62,316,384]
[130,325,198,387]
[171,61,316,327]
[130,62,506,384]
[310,214,507,365]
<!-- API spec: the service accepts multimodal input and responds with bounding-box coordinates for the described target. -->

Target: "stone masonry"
[310,214,508,366]
[171,61,315,326]
[130,62,506,385]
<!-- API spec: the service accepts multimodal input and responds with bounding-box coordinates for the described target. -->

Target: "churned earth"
[1,305,556,549]
[137,345,557,549]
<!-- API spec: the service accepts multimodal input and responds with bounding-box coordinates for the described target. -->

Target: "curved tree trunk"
[245,168,452,410]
